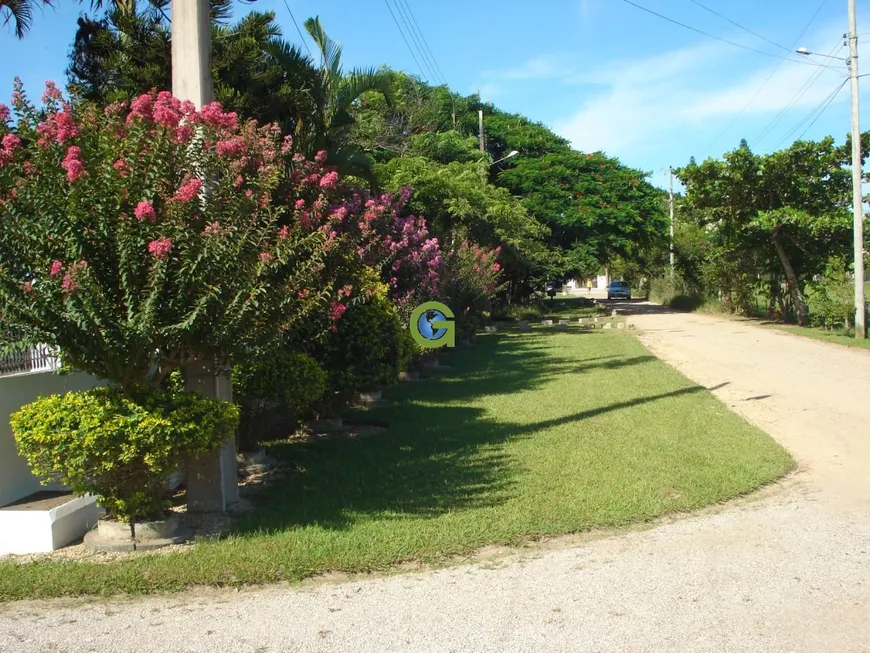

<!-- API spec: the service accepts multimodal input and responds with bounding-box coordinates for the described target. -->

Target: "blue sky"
[1,0,868,189]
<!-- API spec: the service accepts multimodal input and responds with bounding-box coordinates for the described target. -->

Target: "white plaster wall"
[0,371,101,507]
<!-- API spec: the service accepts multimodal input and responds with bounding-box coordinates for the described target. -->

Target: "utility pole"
[478,109,485,153]
[669,167,675,277]
[172,0,238,512]
[848,0,866,339]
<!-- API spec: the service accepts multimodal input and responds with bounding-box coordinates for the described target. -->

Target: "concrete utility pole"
[172,0,238,512]
[668,167,675,277]
[479,109,485,153]
[848,0,866,339]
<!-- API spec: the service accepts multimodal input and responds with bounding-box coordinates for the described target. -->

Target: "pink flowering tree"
[439,240,503,340]
[0,81,346,391]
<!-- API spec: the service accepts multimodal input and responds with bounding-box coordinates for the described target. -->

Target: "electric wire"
[392,0,440,83]
[777,78,848,146]
[282,0,313,59]
[702,0,830,153]
[397,0,448,86]
[621,0,835,69]
[383,0,429,81]
[688,0,791,52]
[754,37,845,145]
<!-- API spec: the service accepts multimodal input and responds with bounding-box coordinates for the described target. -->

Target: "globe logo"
[417,309,448,341]
[409,301,455,349]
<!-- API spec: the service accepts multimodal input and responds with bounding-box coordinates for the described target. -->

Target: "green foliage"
[0,87,331,390]
[439,240,503,339]
[10,386,238,523]
[233,351,327,418]
[317,295,409,396]
[805,257,855,330]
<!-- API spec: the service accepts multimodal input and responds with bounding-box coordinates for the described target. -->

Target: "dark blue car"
[607,280,631,300]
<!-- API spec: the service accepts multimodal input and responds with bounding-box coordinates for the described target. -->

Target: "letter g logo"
[410,301,455,349]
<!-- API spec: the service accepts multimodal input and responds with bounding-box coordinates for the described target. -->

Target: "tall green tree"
[265,16,393,180]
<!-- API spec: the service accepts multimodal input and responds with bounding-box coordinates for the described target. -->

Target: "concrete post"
[171,0,214,109]
[183,359,238,512]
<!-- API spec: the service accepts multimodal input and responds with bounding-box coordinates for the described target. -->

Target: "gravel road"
[3,300,870,653]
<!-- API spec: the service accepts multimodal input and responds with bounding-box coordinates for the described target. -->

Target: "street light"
[795,47,848,61]
[491,150,519,166]
[796,7,865,339]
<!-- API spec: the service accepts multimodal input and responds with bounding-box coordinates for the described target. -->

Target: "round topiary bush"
[10,386,239,525]
[232,351,328,448]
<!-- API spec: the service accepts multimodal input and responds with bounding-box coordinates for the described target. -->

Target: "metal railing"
[0,344,61,377]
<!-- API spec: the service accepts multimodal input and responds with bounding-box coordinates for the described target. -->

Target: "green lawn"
[0,328,793,601]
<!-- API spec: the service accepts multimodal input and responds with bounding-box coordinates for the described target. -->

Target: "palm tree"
[265,16,394,182]
[1,0,54,38]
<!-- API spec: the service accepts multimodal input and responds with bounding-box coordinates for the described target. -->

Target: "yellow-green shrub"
[10,386,238,524]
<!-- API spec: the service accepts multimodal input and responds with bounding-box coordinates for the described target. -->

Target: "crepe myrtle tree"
[0,80,359,390]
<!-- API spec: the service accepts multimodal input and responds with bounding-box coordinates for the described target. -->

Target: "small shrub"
[232,351,327,449]
[318,295,407,396]
[10,386,238,524]
[806,258,854,330]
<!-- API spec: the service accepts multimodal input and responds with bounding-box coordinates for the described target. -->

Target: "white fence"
[0,345,61,378]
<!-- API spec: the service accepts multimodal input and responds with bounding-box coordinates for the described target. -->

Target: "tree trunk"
[772,229,808,326]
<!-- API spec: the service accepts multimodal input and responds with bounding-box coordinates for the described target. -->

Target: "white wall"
[0,371,101,507]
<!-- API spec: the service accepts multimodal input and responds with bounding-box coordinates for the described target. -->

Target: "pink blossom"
[113,158,130,177]
[292,152,306,163]
[134,200,156,222]
[204,221,221,235]
[338,285,353,298]
[153,91,182,127]
[315,150,328,164]
[278,225,290,240]
[281,135,294,154]
[329,301,347,322]
[295,199,306,210]
[297,289,310,298]
[61,273,77,293]
[216,136,245,158]
[148,237,173,260]
[245,189,253,199]
[127,94,153,124]
[55,111,78,143]
[174,125,193,143]
[50,260,63,277]
[259,252,274,263]
[41,81,62,105]
[21,281,33,294]
[200,102,237,129]
[61,146,85,183]
[22,161,35,175]
[0,150,10,168]
[234,175,244,189]
[104,102,126,118]
[2,133,20,152]
[172,178,202,203]
[319,171,339,189]
[299,211,311,228]
[0,103,9,123]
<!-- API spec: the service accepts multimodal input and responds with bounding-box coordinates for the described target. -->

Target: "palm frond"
[303,15,342,80]
[2,0,41,39]
[327,145,378,189]
[334,68,394,115]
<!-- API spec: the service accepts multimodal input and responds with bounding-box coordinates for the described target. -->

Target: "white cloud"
[551,24,867,159]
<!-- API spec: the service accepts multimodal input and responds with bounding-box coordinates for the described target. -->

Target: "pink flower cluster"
[0,133,20,167]
[134,200,156,222]
[61,146,85,183]
[41,81,63,105]
[148,237,173,260]
[0,103,10,124]
[172,178,202,203]
[328,300,347,322]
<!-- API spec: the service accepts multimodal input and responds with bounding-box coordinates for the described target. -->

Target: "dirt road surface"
[2,300,870,653]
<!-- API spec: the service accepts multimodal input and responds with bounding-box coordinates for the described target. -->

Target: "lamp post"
[797,1,865,339]
[491,150,519,166]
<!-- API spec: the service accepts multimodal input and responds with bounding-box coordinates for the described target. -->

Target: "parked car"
[607,280,631,300]
[544,280,563,298]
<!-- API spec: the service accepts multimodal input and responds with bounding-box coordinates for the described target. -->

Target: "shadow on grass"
[235,332,691,536]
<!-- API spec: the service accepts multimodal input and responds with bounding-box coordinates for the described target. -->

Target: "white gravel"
[2,300,870,653]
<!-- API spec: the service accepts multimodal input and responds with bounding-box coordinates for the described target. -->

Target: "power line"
[397,0,448,85]
[778,78,848,147]
[702,0,830,153]
[755,37,845,145]
[383,0,428,81]
[281,0,313,59]
[392,0,439,82]
[621,0,834,69]
[688,0,790,52]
